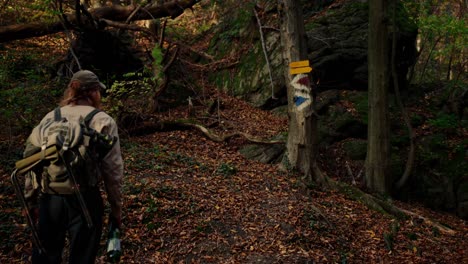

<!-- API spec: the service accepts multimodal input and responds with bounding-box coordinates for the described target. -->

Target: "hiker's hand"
[110,215,121,230]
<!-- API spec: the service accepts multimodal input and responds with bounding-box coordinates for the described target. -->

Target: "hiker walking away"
[23,70,124,263]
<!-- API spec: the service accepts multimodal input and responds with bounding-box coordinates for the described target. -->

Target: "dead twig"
[254,5,276,99]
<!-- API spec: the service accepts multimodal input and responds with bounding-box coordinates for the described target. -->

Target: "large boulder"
[306,1,418,92]
[208,0,418,108]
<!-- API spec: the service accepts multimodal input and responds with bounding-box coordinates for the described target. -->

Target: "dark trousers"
[32,189,104,264]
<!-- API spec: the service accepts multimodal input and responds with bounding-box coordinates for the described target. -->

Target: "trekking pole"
[10,169,46,255]
[60,151,94,229]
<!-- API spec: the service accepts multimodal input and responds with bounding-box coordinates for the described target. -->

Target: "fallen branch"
[185,123,284,144]
[126,120,284,145]
[100,19,156,41]
[254,5,276,99]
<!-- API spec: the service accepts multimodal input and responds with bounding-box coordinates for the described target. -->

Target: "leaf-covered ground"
[1,91,466,263]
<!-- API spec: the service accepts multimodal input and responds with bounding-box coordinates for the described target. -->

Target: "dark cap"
[71,70,106,90]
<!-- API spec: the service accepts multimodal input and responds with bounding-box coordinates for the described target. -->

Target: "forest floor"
[0,5,467,261]
[1,89,467,263]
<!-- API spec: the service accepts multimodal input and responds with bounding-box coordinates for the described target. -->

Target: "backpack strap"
[53,107,62,122]
[84,109,101,127]
[81,109,101,148]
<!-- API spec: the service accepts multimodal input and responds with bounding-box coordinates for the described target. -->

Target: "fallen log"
[0,0,201,43]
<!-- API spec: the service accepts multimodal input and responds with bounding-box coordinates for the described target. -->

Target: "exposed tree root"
[127,120,285,145]
[397,208,456,235]
[185,123,284,144]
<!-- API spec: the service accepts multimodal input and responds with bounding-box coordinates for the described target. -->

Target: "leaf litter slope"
[108,92,467,263]
[0,92,466,263]
[0,91,467,263]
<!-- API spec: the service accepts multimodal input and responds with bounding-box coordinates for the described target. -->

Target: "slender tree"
[279,0,325,184]
[366,0,391,194]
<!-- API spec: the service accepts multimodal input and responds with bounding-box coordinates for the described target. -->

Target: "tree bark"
[0,0,201,43]
[366,0,391,194]
[280,0,325,184]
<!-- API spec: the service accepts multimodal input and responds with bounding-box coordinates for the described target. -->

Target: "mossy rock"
[305,1,417,91]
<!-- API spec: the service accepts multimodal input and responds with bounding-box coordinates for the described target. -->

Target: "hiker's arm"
[102,139,123,226]
[93,115,124,227]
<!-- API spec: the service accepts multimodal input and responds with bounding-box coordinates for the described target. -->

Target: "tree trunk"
[366,0,391,194]
[280,0,324,184]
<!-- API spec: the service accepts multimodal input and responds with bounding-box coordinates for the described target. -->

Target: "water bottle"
[106,225,121,263]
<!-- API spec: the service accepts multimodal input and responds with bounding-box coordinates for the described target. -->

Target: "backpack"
[20,107,114,195]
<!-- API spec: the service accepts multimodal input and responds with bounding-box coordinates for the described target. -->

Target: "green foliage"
[383,220,400,251]
[168,151,207,172]
[383,232,394,250]
[445,139,468,177]
[29,0,61,20]
[406,232,418,240]
[216,163,237,177]
[0,141,23,173]
[122,140,208,174]
[0,44,63,137]
[410,113,425,127]
[303,208,328,232]
[0,53,41,85]
[0,83,61,134]
[392,1,418,34]
[427,113,458,129]
[104,43,170,120]
[122,141,167,172]
[208,1,255,58]
[145,198,159,214]
[165,1,219,41]
[151,46,164,79]
[1,0,59,25]
[103,69,156,120]
[415,133,467,210]
[352,94,369,124]
[342,140,367,160]
[402,0,467,83]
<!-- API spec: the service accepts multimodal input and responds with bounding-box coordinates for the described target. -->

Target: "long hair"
[60,80,101,108]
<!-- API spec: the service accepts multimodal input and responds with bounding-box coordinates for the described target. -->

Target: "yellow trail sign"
[289,60,312,75]
[289,60,309,68]
[289,66,312,75]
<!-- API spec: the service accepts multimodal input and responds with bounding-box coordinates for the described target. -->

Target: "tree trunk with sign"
[366,0,391,194]
[279,0,326,184]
